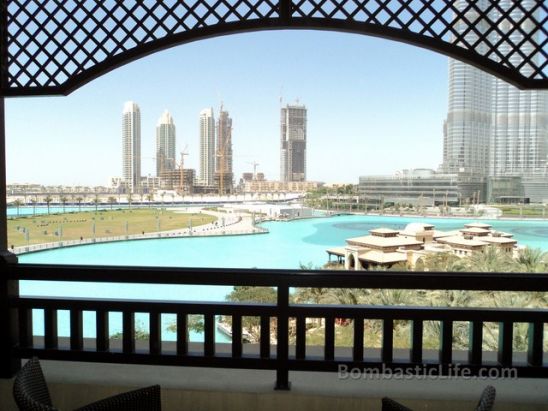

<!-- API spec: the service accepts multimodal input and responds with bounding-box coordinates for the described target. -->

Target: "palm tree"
[107,196,117,210]
[466,246,515,272]
[92,195,100,212]
[44,195,53,214]
[293,287,332,304]
[60,195,68,213]
[76,196,83,212]
[371,289,416,306]
[160,192,165,207]
[147,193,154,208]
[12,199,23,216]
[414,252,466,272]
[127,192,133,210]
[514,247,548,273]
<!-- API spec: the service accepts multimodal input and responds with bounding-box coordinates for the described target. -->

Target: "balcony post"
[275,282,290,390]
[0,94,21,378]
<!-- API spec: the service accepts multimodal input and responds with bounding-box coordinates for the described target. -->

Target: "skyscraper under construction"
[280,103,307,182]
[215,106,233,194]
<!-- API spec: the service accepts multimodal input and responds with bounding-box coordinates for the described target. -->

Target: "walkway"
[11,209,267,255]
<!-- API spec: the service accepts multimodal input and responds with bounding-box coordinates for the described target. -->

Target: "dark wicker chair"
[382,385,496,411]
[13,358,161,411]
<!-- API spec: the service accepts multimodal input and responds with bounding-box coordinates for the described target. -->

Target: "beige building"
[328,222,518,270]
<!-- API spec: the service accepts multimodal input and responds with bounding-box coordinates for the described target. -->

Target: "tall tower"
[442,0,548,179]
[156,110,176,176]
[216,106,233,194]
[280,103,307,182]
[442,0,492,175]
[489,0,548,177]
[199,108,215,186]
[122,101,141,193]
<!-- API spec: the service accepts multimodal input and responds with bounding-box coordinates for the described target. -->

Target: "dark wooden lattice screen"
[0,0,547,96]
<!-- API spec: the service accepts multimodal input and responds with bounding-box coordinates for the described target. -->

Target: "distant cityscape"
[6,0,548,205]
[109,100,318,197]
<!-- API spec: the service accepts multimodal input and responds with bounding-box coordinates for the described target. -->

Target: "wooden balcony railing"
[2,263,548,388]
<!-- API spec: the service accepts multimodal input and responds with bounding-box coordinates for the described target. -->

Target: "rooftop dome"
[402,222,435,235]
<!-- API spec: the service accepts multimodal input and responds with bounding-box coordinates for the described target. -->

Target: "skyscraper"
[488,0,548,177]
[199,108,215,186]
[442,0,548,180]
[280,103,307,182]
[442,0,492,176]
[156,110,176,176]
[122,101,141,193]
[215,106,233,194]
[442,60,492,175]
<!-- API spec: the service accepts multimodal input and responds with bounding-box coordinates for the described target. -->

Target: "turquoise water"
[8,206,119,216]
[21,214,548,267]
[19,215,548,341]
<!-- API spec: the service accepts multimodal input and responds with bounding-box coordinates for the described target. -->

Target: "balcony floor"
[2,359,548,411]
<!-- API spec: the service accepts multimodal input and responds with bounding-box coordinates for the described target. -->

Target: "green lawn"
[8,208,216,247]
[493,205,547,218]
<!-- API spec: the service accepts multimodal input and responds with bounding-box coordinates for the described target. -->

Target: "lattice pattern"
[292,0,547,80]
[3,0,278,93]
[1,0,547,95]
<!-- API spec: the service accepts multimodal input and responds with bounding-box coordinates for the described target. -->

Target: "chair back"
[13,358,58,411]
[475,385,496,411]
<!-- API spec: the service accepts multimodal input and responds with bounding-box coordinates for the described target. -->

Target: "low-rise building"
[243,180,322,193]
[327,221,519,270]
[140,176,161,193]
[358,169,486,207]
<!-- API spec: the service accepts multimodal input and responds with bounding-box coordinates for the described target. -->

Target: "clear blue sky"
[6,30,448,186]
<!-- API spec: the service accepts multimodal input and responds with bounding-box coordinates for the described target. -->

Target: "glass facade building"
[358,169,462,207]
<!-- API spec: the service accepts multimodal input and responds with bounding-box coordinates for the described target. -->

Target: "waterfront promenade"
[11,209,267,255]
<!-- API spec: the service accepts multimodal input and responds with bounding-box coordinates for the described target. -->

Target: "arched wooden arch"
[0,0,547,97]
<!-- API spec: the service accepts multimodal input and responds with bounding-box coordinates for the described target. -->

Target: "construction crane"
[177,145,189,195]
[247,161,260,180]
[142,155,169,181]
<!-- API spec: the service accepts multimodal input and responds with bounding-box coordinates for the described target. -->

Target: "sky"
[5,30,449,186]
